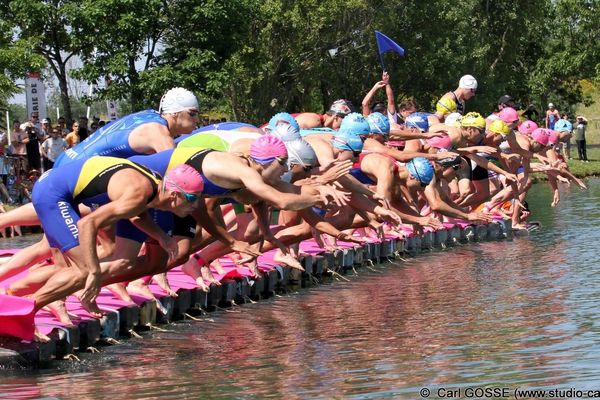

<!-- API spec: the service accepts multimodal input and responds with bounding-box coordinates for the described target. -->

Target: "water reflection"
[3,182,600,398]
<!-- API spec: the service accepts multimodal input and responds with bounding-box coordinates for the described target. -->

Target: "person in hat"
[432,74,478,124]
[574,115,588,161]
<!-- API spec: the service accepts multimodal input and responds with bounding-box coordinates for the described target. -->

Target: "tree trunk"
[57,62,72,124]
[128,56,141,111]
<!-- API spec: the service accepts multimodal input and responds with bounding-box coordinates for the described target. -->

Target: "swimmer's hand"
[419,216,443,229]
[374,206,401,226]
[81,272,101,308]
[231,240,262,260]
[317,160,352,184]
[372,193,391,210]
[502,172,518,183]
[159,235,179,264]
[336,232,366,244]
[315,184,351,207]
[551,189,560,207]
[467,211,494,223]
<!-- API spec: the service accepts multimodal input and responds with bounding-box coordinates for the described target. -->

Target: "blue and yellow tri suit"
[32,157,160,252]
[54,110,168,167]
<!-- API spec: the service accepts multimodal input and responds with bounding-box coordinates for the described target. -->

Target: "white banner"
[25,72,47,120]
[106,100,118,120]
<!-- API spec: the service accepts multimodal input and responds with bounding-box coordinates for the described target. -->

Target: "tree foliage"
[0,0,599,123]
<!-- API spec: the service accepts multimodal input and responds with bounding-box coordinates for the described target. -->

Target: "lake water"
[1,181,600,399]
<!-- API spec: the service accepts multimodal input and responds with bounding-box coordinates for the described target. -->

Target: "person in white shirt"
[41,127,68,170]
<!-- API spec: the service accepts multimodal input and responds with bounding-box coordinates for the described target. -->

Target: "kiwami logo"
[58,201,79,239]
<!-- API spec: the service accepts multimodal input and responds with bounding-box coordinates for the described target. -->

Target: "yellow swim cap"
[488,119,511,136]
[435,96,457,115]
[459,112,485,129]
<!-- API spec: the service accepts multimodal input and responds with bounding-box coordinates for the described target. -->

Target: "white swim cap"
[159,87,199,114]
[285,139,317,167]
[445,112,462,127]
[458,74,478,90]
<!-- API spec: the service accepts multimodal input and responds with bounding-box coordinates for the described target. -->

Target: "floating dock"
[0,220,513,369]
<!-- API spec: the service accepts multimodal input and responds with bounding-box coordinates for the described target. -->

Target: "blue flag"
[375,31,404,70]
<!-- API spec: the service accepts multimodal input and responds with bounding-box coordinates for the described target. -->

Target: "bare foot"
[210,258,226,275]
[79,298,105,319]
[237,258,262,278]
[128,280,157,301]
[201,265,221,286]
[106,283,134,303]
[153,273,178,297]
[34,327,51,343]
[181,257,202,281]
[273,250,304,272]
[195,277,210,293]
[45,300,78,326]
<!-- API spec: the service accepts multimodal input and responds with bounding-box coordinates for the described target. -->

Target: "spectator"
[523,103,540,122]
[9,121,28,171]
[0,131,12,204]
[201,117,209,126]
[41,127,68,170]
[98,120,106,128]
[545,103,560,129]
[65,121,81,148]
[57,117,70,136]
[24,124,42,171]
[574,115,588,162]
[89,121,99,135]
[29,111,41,132]
[40,118,52,141]
[78,116,89,141]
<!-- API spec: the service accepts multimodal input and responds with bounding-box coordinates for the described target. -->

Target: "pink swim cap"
[426,134,452,150]
[531,128,550,147]
[548,129,559,145]
[518,120,538,135]
[250,135,288,164]
[164,164,204,193]
[498,107,519,123]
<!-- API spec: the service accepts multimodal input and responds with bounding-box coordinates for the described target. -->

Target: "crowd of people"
[0,75,590,341]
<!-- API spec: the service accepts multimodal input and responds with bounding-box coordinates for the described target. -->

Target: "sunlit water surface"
[1,181,600,399]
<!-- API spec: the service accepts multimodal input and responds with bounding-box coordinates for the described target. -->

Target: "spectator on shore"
[78,116,89,141]
[574,115,589,162]
[40,118,52,141]
[41,128,68,170]
[545,103,560,129]
[523,103,540,123]
[29,112,41,132]
[24,124,42,171]
[89,121,99,135]
[0,131,12,204]
[65,121,81,148]
[57,117,70,136]
[201,117,209,126]
[10,121,27,163]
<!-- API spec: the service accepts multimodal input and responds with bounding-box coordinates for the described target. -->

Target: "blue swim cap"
[331,130,364,153]
[406,157,434,185]
[268,112,300,132]
[339,112,370,137]
[366,112,390,135]
[554,119,572,132]
[405,112,431,132]
[271,120,301,142]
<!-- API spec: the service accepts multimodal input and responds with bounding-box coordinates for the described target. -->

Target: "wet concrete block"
[263,270,278,296]
[0,339,56,368]
[99,311,119,340]
[499,219,513,239]
[301,255,313,275]
[191,288,208,310]
[434,230,448,247]
[137,300,157,328]
[219,280,237,306]
[408,236,422,255]
[487,222,502,240]
[460,226,475,242]
[78,318,101,350]
[47,326,74,359]
[474,224,488,241]
[206,285,222,309]
[249,276,265,299]
[404,236,415,253]
[342,248,354,267]
[0,347,28,369]
[381,240,393,258]
[395,239,405,254]
[447,226,461,245]
[274,265,289,289]
[172,289,192,319]
[288,268,302,285]
[156,296,175,324]
[353,246,364,266]
[118,305,139,334]
[421,232,433,251]
[233,279,251,303]
[323,252,336,271]
[313,255,325,275]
